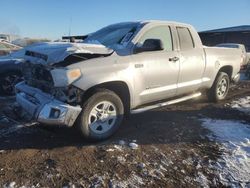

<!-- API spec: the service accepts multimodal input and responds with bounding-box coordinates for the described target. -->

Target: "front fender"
[69,56,135,108]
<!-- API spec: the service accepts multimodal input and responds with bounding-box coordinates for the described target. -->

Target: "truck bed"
[202,46,241,88]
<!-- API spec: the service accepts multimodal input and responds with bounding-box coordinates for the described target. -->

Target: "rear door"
[176,27,205,95]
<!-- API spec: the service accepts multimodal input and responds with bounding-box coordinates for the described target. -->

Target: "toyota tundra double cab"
[15,20,242,140]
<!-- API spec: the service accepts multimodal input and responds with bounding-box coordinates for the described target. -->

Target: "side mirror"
[134,39,164,54]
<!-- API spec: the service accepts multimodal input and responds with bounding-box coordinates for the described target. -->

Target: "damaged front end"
[16,61,84,127]
[15,42,113,127]
[16,82,82,126]
[21,61,84,104]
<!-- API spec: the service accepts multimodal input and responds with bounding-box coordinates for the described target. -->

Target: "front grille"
[22,62,54,92]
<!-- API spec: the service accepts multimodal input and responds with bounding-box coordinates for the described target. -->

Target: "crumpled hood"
[24,42,113,65]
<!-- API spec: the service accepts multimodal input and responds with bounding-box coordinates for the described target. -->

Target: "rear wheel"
[0,72,23,96]
[207,72,230,102]
[77,89,124,141]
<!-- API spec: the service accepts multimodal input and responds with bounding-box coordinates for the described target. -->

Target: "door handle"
[169,57,179,62]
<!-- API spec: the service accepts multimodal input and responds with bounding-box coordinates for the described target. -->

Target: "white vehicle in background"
[216,43,248,69]
[0,40,22,56]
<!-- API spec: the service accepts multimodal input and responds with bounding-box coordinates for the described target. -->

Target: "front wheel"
[76,89,124,141]
[207,72,230,102]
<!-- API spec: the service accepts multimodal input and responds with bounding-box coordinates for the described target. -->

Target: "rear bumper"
[15,82,82,127]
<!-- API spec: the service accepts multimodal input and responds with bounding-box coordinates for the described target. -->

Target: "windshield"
[84,22,141,48]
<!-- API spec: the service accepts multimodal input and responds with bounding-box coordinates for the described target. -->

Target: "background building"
[0,34,19,42]
[199,25,250,52]
[12,38,51,47]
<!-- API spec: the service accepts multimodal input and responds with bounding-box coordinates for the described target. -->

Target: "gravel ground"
[0,81,249,188]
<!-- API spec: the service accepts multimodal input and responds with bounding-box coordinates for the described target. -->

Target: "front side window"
[138,26,173,51]
[177,27,194,50]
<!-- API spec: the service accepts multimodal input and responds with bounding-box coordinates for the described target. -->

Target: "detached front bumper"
[15,82,82,127]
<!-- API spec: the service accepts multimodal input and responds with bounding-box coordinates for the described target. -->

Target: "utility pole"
[68,16,72,37]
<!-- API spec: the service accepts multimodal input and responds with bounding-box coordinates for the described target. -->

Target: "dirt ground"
[0,81,249,188]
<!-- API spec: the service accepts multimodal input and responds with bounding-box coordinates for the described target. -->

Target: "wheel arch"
[218,65,233,80]
[81,81,131,115]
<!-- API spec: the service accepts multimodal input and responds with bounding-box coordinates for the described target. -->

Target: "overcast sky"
[0,0,249,39]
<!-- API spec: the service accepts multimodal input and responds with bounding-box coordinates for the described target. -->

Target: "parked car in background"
[0,42,49,96]
[12,38,51,47]
[0,40,22,56]
[0,49,25,96]
[216,43,248,69]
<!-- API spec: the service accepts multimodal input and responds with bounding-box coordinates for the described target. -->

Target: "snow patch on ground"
[3,182,16,188]
[112,173,145,188]
[106,140,139,152]
[129,142,139,150]
[194,172,210,188]
[229,96,250,115]
[201,118,250,187]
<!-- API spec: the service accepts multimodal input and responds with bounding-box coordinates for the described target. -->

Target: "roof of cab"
[108,20,193,28]
[141,20,192,27]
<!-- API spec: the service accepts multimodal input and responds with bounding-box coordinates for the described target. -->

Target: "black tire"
[0,72,23,96]
[76,89,124,141]
[207,72,230,102]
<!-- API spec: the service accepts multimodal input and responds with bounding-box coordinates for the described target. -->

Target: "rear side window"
[138,26,173,51]
[177,27,194,50]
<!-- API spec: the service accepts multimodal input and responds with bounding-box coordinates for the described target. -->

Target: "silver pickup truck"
[15,20,242,140]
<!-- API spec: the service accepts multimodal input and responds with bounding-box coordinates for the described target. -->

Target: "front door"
[131,25,180,104]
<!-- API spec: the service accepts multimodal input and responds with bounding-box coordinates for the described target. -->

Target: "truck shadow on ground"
[0,96,248,151]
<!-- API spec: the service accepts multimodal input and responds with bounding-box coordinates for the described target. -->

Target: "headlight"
[68,69,81,80]
[51,68,82,87]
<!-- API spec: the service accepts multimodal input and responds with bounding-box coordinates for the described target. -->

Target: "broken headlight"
[50,68,82,87]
